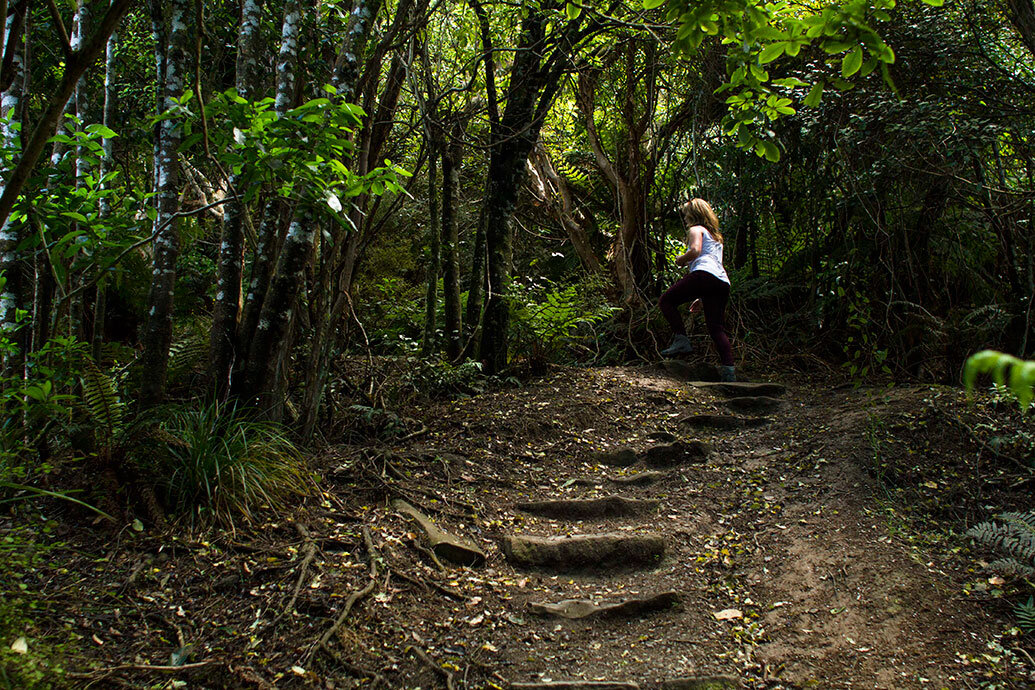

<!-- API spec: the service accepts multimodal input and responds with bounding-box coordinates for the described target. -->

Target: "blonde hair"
[679,198,723,244]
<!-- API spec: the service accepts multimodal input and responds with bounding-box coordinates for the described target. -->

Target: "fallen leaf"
[10,637,27,654]
[713,608,742,621]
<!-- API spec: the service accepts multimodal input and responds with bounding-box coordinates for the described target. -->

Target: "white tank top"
[688,227,729,284]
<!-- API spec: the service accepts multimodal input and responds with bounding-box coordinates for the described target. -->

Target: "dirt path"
[343,364,1030,689]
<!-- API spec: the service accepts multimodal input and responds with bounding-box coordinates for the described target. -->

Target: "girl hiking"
[658,198,736,382]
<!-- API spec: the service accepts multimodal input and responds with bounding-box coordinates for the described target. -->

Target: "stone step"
[515,496,659,519]
[642,440,712,468]
[690,381,787,397]
[529,591,679,620]
[502,533,665,569]
[724,395,784,414]
[678,414,771,431]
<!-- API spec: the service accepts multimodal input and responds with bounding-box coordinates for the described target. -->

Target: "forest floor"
[4,361,1035,689]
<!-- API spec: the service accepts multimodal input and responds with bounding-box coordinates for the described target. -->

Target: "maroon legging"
[658,270,734,366]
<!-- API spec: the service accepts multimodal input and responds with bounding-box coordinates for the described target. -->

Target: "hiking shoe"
[660,334,693,356]
[719,365,736,382]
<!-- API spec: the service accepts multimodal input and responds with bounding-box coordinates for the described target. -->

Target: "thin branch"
[46,0,73,60]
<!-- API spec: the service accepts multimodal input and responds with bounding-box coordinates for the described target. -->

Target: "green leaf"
[565,2,581,19]
[921,0,943,5]
[842,46,863,77]
[759,42,785,64]
[643,0,666,8]
[85,124,117,138]
[803,81,825,107]
[761,140,780,162]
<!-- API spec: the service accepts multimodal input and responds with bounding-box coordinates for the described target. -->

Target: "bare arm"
[674,225,705,267]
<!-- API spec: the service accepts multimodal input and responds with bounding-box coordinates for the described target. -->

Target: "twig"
[272,523,317,626]
[66,660,215,677]
[407,646,456,690]
[398,423,430,442]
[318,643,387,688]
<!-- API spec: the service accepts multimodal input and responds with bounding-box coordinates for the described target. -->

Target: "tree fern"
[967,511,1035,577]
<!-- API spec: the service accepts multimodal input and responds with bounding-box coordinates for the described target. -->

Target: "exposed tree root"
[407,645,457,690]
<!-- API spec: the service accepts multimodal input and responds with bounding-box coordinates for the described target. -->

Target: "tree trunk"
[478,2,576,373]
[423,148,440,353]
[465,194,487,346]
[140,0,188,406]
[0,6,25,375]
[210,0,265,397]
[441,130,463,361]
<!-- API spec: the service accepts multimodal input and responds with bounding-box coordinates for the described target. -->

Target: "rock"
[678,414,771,430]
[592,448,638,467]
[514,496,659,519]
[391,499,485,567]
[511,683,640,689]
[647,431,678,442]
[689,381,787,397]
[502,533,665,569]
[660,676,740,689]
[529,591,680,619]
[609,471,667,486]
[663,360,719,381]
[643,440,712,468]
[724,396,784,413]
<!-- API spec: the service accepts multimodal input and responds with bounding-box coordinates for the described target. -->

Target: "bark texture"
[210,0,265,396]
[140,0,188,405]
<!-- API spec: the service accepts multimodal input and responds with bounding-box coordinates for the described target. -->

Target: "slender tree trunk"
[441,132,462,360]
[465,193,487,342]
[423,147,440,353]
[140,0,188,405]
[71,0,95,343]
[210,0,264,396]
[92,30,117,361]
[0,6,25,374]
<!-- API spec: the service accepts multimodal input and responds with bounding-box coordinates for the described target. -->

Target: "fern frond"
[81,359,124,437]
[167,334,208,382]
[988,558,1035,578]
[1001,511,1035,532]
[1016,597,1035,633]
[968,513,1035,568]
